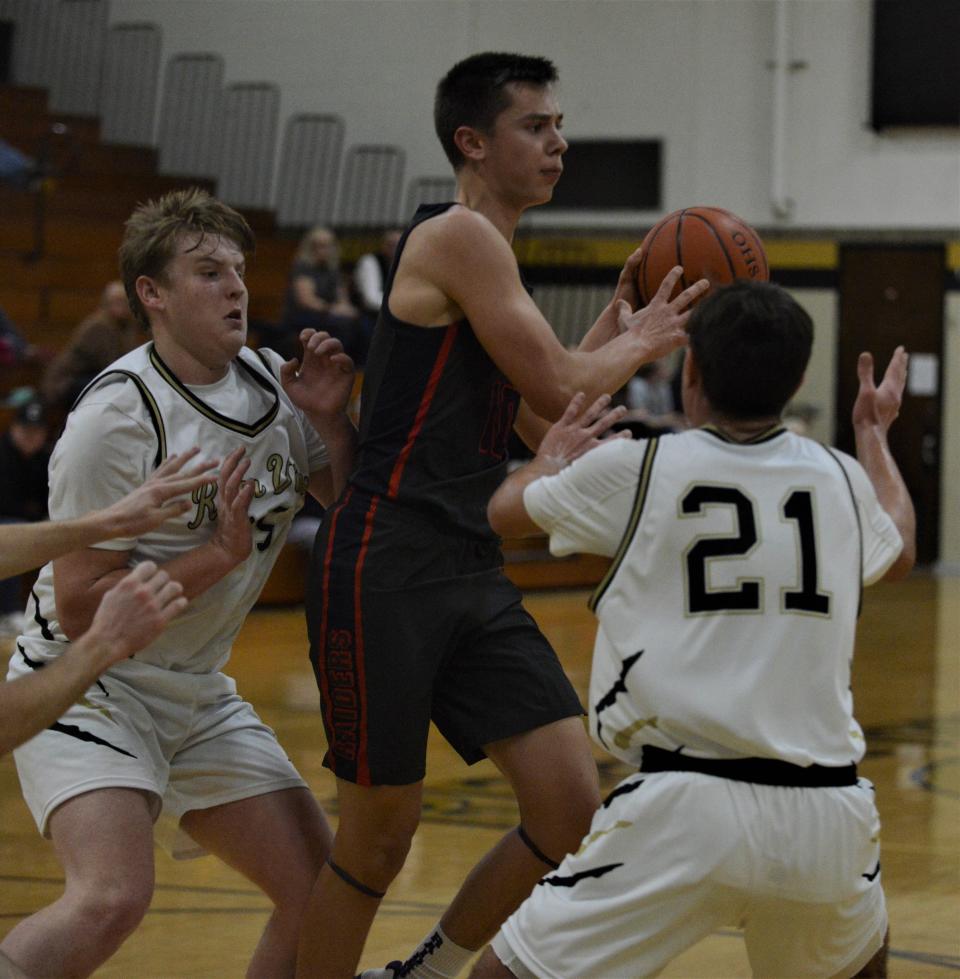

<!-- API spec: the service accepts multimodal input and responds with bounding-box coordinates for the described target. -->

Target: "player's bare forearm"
[0,646,117,756]
[491,393,628,538]
[0,516,113,581]
[0,450,213,581]
[513,402,552,453]
[852,348,916,579]
[54,541,239,639]
[854,423,916,579]
[488,456,557,539]
[308,418,358,504]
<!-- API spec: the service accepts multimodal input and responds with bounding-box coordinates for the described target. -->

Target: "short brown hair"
[435,52,558,170]
[119,187,255,329]
[687,281,813,419]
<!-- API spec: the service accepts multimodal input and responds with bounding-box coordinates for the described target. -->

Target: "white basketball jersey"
[524,427,903,768]
[19,342,328,674]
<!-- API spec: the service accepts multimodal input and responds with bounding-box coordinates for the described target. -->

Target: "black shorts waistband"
[639,746,858,787]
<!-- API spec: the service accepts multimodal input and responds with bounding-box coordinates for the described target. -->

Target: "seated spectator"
[351,227,402,347]
[0,393,51,637]
[621,355,686,435]
[42,280,143,410]
[279,226,364,363]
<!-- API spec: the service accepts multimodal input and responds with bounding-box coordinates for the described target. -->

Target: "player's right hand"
[210,446,255,565]
[852,346,908,435]
[536,392,630,474]
[618,266,710,362]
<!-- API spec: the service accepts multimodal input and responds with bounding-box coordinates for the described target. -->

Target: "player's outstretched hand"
[853,346,908,435]
[536,392,630,474]
[98,447,218,539]
[85,561,187,665]
[280,328,355,422]
[619,266,710,362]
[210,446,255,565]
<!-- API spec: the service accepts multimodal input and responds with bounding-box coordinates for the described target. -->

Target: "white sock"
[400,925,474,979]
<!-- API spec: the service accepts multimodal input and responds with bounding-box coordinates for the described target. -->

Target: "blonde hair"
[119,187,255,329]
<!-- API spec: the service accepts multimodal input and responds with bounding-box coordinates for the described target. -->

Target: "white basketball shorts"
[9,647,307,859]
[494,770,886,978]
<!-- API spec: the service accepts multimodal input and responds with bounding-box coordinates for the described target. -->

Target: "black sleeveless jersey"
[349,202,520,539]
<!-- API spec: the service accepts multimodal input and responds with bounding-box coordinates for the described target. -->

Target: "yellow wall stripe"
[342,235,957,272]
[512,236,840,270]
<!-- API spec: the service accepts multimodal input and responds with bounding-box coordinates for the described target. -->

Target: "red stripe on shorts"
[352,493,380,785]
[386,322,459,499]
[317,486,352,778]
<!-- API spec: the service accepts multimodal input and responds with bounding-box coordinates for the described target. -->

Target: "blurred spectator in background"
[42,280,142,410]
[0,136,38,190]
[783,401,820,438]
[279,226,364,363]
[620,355,686,435]
[0,393,51,636]
[0,305,31,367]
[0,304,49,369]
[351,227,402,352]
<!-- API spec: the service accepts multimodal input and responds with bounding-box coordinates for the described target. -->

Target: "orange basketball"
[636,206,769,306]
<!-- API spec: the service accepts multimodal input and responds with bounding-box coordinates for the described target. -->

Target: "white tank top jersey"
[20,342,329,674]
[523,427,903,769]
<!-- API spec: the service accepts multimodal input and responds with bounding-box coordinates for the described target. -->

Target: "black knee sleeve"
[517,825,560,870]
[327,858,386,899]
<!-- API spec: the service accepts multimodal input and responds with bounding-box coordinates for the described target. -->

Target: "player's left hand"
[536,392,630,474]
[280,329,355,420]
[587,246,646,344]
[852,346,908,435]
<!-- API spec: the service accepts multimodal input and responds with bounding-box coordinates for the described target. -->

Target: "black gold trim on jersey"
[700,423,787,445]
[148,345,280,437]
[823,444,865,616]
[589,438,660,612]
[29,588,55,641]
[72,369,167,466]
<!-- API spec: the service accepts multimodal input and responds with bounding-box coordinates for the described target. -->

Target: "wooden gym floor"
[0,573,957,978]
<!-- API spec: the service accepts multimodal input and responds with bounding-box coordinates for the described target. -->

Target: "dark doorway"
[837,246,944,565]
[0,21,13,84]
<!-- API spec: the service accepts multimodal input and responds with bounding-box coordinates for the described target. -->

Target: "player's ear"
[454,125,487,164]
[136,275,164,314]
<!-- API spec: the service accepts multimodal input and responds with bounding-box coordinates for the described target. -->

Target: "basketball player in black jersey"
[297,53,709,979]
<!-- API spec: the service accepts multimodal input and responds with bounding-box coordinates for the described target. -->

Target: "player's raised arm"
[402,208,706,421]
[852,346,916,580]
[489,392,628,538]
[279,328,358,503]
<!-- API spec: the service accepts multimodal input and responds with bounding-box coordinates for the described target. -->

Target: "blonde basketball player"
[3,188,356,978]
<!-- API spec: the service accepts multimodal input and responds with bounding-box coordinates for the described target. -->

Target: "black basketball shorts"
[306,492,584,786]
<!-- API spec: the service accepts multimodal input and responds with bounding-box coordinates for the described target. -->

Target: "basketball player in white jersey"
[2,188,356,978]
[473,280,915,979]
